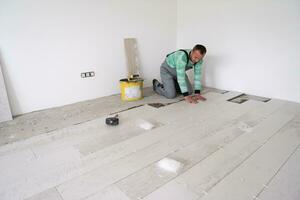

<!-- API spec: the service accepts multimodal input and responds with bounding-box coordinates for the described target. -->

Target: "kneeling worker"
[153,44,207,104]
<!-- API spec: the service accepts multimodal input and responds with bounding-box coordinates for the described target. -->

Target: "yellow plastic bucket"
[119,78,144,101]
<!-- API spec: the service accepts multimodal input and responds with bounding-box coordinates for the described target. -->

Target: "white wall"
[1,0,300,116]
[177,0,300,103]
[0,0,177,115]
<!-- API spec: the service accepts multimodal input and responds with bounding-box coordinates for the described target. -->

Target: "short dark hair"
[193,44,207,54]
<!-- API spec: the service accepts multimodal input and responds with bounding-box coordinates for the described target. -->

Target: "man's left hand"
[193,94,207,101]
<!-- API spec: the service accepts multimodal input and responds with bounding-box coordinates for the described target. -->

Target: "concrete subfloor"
[0,87,299,200]
[0,87,181,146]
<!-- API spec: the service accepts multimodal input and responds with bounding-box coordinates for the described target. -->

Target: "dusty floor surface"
[0,87,299,200]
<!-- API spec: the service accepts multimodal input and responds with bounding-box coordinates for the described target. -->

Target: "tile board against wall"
[0,64,12,122]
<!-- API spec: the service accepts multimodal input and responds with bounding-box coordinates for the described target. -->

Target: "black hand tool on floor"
[105,114,119,126]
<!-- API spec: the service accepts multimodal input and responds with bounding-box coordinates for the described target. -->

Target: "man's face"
[190,50,205,63]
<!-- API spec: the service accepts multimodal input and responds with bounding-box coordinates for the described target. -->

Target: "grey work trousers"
[154,60,193,99]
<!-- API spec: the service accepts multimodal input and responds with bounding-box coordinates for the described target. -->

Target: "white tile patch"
[136,119,155,130]
[156,157,184,174]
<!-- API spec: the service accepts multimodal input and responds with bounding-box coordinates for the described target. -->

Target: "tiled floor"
[0,88,299,200]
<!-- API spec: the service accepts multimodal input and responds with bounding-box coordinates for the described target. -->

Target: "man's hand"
[184,95,198,104]
[193,94,207,101]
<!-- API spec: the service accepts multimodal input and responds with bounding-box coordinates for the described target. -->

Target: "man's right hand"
[184,95,198,104]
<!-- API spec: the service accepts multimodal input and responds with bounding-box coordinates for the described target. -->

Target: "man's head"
[190,44,206,63]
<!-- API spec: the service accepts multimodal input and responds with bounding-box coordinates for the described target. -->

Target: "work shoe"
[152,79,162,93]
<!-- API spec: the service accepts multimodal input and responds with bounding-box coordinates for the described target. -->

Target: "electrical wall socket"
[81,71,95,78]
